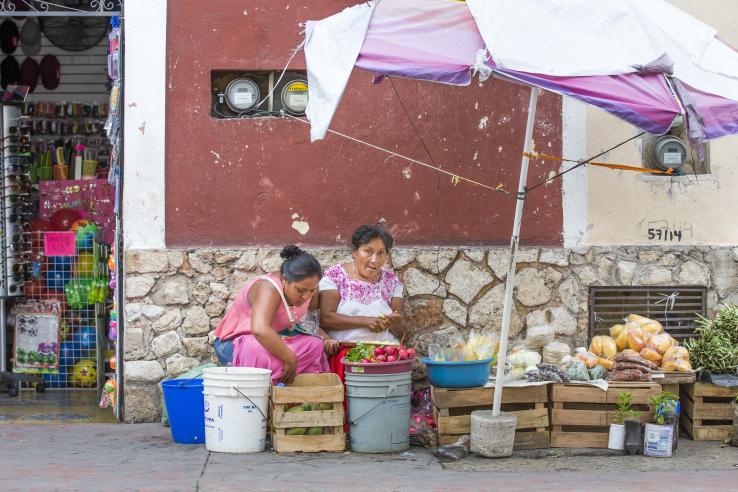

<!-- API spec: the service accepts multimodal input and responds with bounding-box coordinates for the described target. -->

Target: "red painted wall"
[166,1,563,247]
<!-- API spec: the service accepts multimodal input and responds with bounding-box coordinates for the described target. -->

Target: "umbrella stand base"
[471,410,517,458]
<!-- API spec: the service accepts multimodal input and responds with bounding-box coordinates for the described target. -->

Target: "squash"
[647,333,675,355]
[615,329,630,351]
[601,336,617,360]
[589,336,603,356]
[596,357,615,370]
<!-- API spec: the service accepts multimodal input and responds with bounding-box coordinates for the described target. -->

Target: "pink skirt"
[231,334,330,383]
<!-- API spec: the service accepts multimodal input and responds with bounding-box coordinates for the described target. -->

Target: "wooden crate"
[550,382,661,448]
[657,371,697,397]
[681,383,738,441]
[271,373,345,453]
[432,384,550,450]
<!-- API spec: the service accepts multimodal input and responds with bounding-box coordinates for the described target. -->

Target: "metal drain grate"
[589,286,707,341]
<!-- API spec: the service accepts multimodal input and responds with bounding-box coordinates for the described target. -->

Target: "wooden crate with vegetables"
[550,382,660,448]
[432,384,550,449]
[680,383,738,441]
[271,373,345,453]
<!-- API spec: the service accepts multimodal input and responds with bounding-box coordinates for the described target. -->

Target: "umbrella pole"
[492,86,539,416]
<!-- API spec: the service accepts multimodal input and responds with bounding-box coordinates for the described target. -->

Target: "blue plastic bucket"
[422,358,493,388]
[161,378,205,444]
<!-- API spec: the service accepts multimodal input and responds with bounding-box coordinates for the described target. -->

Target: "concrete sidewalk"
[1,424,737,491]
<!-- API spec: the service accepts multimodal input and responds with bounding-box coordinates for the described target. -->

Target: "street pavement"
[1,423,737,491]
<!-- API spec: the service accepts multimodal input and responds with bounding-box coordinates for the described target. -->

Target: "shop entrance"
[0,1,123,423]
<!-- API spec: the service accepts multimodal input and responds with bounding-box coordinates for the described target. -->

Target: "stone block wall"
[122,246,737,422]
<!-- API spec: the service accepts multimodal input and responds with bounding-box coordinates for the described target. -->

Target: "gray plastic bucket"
[345,370,412,453]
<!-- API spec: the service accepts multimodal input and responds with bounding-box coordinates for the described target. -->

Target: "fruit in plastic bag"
[661,346,692,372]
[610,324,625,338]
[596,357,615,370]
[615,328,630,351]
[626,314,664,334]
[574,348,598,369]
[646,333,675,355]
[589,335,617,360]
[564,360,590,381]
[640,347,662,363]
[627,331,646,351]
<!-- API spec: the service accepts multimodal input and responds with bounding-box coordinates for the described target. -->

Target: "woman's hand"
[384,312,403,334]
[367,317,389,333]
[323,338,340,356]
[281,350,298,385]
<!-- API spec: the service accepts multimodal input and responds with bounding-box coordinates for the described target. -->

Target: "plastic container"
[343,360,412,453]
[643,423,673,457]
[161,378,205,444]
[342,358,413,375]
[422,358,493,388]
[202,367,271,453]
[608,423,625,450]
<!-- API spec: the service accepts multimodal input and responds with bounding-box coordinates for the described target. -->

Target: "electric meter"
[280,79,309,115]
[224,78,260,113]
[652,135,687,172]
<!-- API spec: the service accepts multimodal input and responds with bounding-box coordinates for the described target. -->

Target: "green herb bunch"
[685,304,738,374]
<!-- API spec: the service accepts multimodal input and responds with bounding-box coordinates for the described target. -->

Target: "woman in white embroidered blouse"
[319,224,406,369]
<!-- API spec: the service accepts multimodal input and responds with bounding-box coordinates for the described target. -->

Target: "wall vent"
[588,286,707,341]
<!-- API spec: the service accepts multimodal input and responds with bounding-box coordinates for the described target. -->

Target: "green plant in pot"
[611,392,643,454]
[644,391,679,457]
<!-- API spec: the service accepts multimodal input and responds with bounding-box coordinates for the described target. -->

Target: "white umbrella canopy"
[302,0,738,416]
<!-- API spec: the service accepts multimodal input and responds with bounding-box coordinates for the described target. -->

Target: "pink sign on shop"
[44,232,76,256]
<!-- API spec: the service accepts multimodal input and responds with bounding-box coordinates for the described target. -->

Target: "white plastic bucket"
[202,367,272,453]
[608,423,625,450]
[643,423,673,457]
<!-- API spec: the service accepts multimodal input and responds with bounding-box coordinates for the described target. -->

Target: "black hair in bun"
[279,244,322,282]
[280,244,303,260]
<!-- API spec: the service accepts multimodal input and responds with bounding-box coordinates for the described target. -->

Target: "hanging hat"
[0,20,19,55]
[1,55,20,89]
[40,54,60,90]
[19,56,39,92]
[20,19,41,56]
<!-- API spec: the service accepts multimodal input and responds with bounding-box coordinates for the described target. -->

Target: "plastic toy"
[99,378,117,416]
[73,326,96,349]
[74,252,95,277]
[70,359,96,387]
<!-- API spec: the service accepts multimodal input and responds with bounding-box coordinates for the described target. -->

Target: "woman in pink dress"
[213,245,336,384]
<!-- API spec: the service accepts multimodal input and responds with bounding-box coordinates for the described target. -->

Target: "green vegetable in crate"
[306,427,324,435]
[316,403,333,411]
[286,403,312,413]
[286,428,307,435]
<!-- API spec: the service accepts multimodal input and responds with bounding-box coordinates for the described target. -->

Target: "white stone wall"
[122,245,736,422]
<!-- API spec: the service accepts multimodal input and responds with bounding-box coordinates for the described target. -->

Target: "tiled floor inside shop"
[0,390,117,424]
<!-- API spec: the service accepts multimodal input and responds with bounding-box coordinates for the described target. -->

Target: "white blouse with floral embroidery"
[319,264,404,343]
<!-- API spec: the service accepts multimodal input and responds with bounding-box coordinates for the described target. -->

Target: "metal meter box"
[652,135,687,172]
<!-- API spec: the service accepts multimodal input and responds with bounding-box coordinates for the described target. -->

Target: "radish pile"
[345,343,416,364]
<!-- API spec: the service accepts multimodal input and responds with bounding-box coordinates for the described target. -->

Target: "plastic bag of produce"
[564,359,590,381]
[507,349,541,371]
[661,346,692,372]
[588,364,607,380]
[626,314,664,335]
[574,347,599,369]
[646,333,676,355]
[463,329,498,361]
[589,335,617,360]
